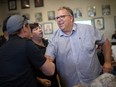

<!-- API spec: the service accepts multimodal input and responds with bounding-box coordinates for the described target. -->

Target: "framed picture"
[73,8,82,18]
[94,17,104,30]
[22,13,30,19]
[34,0,44,7]
[35,12,43,22]
[8,0,17,11]
[47,11,55,20]
[114,16,116,28]
[20,0,30,9]
[88,6,96,17]
[43,22,53,35]
[102,5,111,16]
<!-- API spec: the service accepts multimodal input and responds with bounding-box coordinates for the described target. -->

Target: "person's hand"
[41,79,51,87]
[103,62,112,73]
[37,77,51,87]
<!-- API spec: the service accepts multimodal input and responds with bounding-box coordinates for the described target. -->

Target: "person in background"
[30,23,59,87]
[112,31,116,39]
[45,6,112,87]
[97,45,105,66]
[0,15,55,87]
[0,16,10,47]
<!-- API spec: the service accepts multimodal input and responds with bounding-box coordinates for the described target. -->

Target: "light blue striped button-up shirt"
[45,23,105,87]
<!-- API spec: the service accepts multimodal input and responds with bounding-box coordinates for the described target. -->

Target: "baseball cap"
[2,16,11,32]
[6,15,31,34]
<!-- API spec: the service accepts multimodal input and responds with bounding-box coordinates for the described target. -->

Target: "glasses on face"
[55,15,71,21]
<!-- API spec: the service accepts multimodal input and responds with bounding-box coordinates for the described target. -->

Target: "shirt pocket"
[82,37,95,52]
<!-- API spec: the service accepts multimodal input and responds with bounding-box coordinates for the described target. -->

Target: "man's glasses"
[55,15,71,21]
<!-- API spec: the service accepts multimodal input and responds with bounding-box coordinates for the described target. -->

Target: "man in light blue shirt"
[45,6,112,87]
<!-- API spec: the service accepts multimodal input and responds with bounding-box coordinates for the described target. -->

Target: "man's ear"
[70,16,74,22]
[22,24,27,32]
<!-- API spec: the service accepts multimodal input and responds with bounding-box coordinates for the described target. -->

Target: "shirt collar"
[59,23,77,37]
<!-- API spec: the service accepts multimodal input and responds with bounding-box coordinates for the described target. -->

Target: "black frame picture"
[21,0,30,9]
[94,17,104,30]
[34,0,44,7]
[8,0,17,11]
[102,5,111,16]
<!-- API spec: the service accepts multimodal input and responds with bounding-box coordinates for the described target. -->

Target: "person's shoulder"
[42,38,48,45]
[0,35,4,39]
[76,23,93,28]
[76,23,94,32]
[50,29,61,38]
[0,35,6,42]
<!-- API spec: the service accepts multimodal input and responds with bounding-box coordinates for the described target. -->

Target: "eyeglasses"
[55,15,71,20]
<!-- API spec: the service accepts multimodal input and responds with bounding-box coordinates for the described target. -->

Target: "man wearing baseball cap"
[0,15,55,87]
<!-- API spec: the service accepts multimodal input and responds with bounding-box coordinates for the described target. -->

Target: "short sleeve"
[26,40,46,69]
[92,26,106,45]
[45,36,56,60]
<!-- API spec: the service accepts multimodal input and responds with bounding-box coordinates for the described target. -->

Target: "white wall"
[0,0,116,40]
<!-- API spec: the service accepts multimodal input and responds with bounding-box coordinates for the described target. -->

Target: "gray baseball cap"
[6,15,31,34]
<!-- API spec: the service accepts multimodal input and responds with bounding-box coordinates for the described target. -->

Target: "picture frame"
[73,8,82,18]
[35,12,43,22]
[94,17,104,30]
[20,0,30,9]
[8,0,17,11]
[114,16,116,28]
[34,0,44,7]
[88,6,96,17]
[102,5,111,16]
[22,13,30,20]
[43,22,53,35]
[47,11,55,20]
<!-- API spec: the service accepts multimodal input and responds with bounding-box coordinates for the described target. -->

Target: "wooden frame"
[47,11,55,20]
[94,17,104,30]
[88,6,96,17]
[73,8,82,18]
[21,0,30,9]
[8,0,17,11]
[35,12,43,22]
[34,0,44,7]
[102,5,111,16]
[43,22,53,35]
[114,16,116,28]
[22,13,30,19]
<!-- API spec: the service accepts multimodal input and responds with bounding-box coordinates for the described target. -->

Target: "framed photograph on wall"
[73,8,82,18]
[21,0,30,9]
[47,11,55,20]
[94,17,104,30]
[8,0,17,11]
[43,22,53,35]
[114,16,116,28]
[102,5,111,16]
[34,0,44,7]
[35,12,43,22]
[22,13,30,19]
[88,6,96,17]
